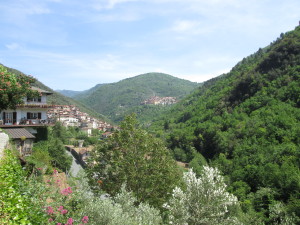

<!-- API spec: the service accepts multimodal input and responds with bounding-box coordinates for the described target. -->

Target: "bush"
[0,149,46,224]
[164,166,241,225]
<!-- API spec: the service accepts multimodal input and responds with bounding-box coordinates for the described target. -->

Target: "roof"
[3,128,36,139]
[31,87,53,95]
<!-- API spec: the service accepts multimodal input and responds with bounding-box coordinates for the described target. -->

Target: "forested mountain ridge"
[2,64,107,121]
[56,83,107,98]
[73,72,199,122]
[150,26,300,222]
[55,89,83,98]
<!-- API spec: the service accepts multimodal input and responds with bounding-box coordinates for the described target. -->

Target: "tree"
[0,65,38,111]
[164,166,241,225]
[51,122,68,144]
[48,138,72,171]
[87,114,181,208]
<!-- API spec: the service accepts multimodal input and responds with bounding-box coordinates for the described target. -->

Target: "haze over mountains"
[56,84,108,98]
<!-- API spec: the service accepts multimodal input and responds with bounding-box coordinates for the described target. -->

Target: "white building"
[0,87,53,126]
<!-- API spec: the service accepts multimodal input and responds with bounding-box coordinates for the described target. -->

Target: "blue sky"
[0,0,299,91]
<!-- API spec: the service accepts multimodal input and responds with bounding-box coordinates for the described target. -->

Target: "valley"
[1,25,300,224]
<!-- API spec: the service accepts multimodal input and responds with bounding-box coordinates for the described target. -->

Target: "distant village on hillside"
[47,105,114,136]
[141,96,177,105]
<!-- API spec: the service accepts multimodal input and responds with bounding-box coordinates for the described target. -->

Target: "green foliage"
[25,146,53,175]
[86,114,181,209]
[0,149,46,224]
[51,122,68,144]
[0,64,38,111]
[31,124,72,172]
[78,183,163,225]
[48,138,72,171]
[74,72,199,122]
[164,167,242,225]
[189,152,207,176]
[150,26,300,221]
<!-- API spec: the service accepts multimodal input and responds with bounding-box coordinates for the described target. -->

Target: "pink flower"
[82,216,89,224]
[66,218,73,225]
[49,218,54,222]
[58,206,64,211]
[47,206,54,215]
[61,187,73,196]
[61,209,68,215]
[57,223,62,225]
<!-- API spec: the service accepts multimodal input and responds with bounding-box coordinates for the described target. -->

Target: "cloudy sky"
[0,0,299,90]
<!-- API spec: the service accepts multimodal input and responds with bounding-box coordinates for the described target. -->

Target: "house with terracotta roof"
[4,128,36,156]
[0,87,53,127]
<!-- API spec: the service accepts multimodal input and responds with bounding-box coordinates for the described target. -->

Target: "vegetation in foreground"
[150,26,300,223]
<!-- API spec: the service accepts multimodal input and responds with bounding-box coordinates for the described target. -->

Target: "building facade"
[0,87,53,126]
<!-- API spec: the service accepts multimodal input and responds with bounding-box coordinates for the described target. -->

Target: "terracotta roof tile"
[3,128,35,139]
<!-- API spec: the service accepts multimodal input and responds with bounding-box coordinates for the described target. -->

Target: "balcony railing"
[16,103,54,109]
[18,118,54,125]
[0,118,55,126]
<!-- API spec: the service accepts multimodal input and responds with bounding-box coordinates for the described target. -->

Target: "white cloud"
[5,43,21,50]
[171,20,199,32]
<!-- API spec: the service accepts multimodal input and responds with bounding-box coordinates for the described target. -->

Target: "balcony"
[16,103,54,109]
[0,118,55,127]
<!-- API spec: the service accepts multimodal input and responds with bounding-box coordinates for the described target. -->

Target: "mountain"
[3,65,107,121]
[73,72,199,122]
[55,90,83,98]
[150,26,300,220]
[56,84,107,98]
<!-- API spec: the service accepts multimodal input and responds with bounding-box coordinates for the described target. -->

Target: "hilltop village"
[47,105,114,136]
[141,96,177,105]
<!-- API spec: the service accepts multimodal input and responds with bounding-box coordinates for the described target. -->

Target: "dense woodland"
[149,26,300,223]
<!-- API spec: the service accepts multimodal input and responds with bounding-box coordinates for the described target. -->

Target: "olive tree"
[164,166,242,225]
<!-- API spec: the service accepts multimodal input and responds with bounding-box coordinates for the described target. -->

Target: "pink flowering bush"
[61,187,73,196]
[0,65,38,111]
[41,171,89,224]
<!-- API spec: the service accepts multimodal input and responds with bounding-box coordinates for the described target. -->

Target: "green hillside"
[150,26,300,222]
[56,84,107,98]
[74,72,199,122]
[55,89,83,98]
[3,65,107,121]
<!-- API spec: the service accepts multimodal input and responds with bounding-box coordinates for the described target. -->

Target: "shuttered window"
[27,112,42,119]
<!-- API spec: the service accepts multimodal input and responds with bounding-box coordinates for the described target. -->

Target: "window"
[3,112,16,124]
[27,112,42,119]
[5,112,13,123]
[27,96,42,102]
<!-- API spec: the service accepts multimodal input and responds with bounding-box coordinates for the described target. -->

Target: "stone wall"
[0,131,9,159]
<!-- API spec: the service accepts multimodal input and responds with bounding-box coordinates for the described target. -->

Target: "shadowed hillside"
[150,26,300,222]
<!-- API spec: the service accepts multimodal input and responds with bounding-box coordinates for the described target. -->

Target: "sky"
[0,0,299,91]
